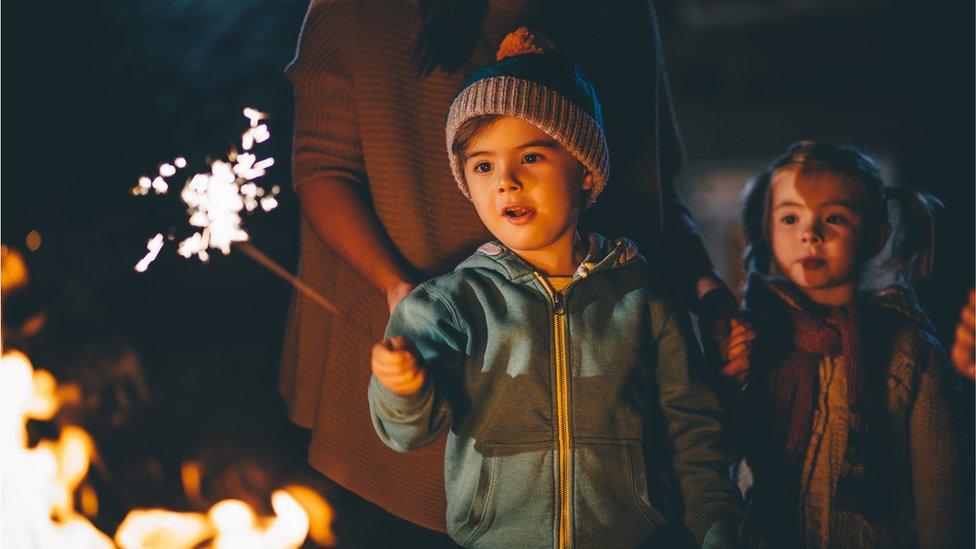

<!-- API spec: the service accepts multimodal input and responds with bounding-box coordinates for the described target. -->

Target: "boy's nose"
[495,172,522,193]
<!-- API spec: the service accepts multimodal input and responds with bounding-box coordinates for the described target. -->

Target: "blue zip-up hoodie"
[369,234,742,548]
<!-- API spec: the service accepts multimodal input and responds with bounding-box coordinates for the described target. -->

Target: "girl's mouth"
[801,257,827,269]
[501,206,535,224]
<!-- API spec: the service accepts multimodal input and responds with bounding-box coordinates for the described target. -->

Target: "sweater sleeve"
[651,279,744,546]
[656,60,728,310]
[285,0,366,191]
[909,336,966,549]
[368,285,466,452]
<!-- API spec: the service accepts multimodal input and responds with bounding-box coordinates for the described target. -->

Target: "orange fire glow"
[1,348,336,548]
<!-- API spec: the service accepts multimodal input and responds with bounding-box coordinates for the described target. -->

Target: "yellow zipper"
[534,273,574,549]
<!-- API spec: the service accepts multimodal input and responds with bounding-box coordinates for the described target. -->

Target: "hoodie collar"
[461,233,640,283]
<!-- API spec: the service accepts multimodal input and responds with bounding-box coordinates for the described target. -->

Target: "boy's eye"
[825,214,847,224]
[780,215,797,225]
[472,161,492,174]
[523,153,542,164]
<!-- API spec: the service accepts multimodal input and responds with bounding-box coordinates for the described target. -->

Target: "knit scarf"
[772,304,867,475]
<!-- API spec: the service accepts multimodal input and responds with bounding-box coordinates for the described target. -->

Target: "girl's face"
[769,168,864,306]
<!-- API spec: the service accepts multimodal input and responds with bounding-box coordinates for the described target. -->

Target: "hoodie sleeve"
[651,279,744,547]
[368,284,467,452]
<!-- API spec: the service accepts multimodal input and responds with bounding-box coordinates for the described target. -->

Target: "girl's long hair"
[741,141,942,296]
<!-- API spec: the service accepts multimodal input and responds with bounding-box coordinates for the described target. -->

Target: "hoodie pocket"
[573,439,667,548]
[449,444,555,548]
[454,454,497,546]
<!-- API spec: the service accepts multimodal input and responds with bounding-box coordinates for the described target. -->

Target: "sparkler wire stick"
[236,242,339,315]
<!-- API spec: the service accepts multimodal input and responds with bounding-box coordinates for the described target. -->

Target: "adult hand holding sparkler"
[133,108,339,316]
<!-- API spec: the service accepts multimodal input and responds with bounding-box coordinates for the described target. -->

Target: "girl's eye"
[825,214,847,225]
[780,215,797,225]
[472,161,492,174]
[523,153,542,164]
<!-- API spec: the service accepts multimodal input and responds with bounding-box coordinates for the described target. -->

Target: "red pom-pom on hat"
[495,27,556,61]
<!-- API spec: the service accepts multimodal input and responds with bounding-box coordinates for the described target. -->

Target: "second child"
[725,141,966,547]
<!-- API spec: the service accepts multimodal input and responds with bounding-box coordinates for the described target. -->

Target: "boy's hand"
[372,336,426,396]
[950,289,975,382]
[718,318,757,386]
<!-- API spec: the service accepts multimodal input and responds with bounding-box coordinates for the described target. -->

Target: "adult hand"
[950,289,975,382]
[719,318,757,386]
[371,336,425,396]
[386,280,415,314]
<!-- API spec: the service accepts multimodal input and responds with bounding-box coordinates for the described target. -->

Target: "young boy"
[368,28,742,548]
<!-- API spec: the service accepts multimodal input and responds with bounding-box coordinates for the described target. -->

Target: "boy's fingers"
[379,369,421,387]
[734,371,749,386]
[372,356,417,376]
[387,368,426,389]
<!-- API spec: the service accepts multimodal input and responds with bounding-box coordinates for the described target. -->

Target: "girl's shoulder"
[862,286,952,393]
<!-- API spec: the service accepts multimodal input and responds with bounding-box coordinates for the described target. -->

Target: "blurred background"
[2,0,972,546]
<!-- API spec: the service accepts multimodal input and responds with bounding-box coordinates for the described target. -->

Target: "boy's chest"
[459,283,654,443]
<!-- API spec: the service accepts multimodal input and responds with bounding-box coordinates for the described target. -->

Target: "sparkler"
[133,108,339,315]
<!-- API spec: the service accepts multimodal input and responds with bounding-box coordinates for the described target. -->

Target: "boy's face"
[768,168,864,305]
[462,116,593,264]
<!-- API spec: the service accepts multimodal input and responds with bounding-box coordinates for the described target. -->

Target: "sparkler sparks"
[131,108,342,316]
[132,108,280,271]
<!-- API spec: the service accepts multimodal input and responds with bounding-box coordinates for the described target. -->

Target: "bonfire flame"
[1,350,336,548]
[1,350,114,548]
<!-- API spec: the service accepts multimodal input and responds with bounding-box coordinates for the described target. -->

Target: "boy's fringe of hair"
[741,140,943,298]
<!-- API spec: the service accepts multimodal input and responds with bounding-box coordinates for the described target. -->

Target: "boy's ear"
[581,169,594,191]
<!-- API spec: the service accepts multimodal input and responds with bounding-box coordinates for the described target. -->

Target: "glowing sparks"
[135,234,165,273]
[133,108,281,272]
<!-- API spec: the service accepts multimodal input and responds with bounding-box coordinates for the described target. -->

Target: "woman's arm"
[288,0,414,311]
[297,180,414,311]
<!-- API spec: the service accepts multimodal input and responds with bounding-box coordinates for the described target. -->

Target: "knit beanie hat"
[446,28,610,207]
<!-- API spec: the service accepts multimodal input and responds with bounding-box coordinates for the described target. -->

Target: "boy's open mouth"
[500,205,536,225]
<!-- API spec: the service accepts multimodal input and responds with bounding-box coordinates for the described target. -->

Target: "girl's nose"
[801,224,823,244]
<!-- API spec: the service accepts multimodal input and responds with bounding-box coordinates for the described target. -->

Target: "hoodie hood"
[456,233,641,283]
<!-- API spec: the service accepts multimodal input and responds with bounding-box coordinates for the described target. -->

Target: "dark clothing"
[738,276,967,548]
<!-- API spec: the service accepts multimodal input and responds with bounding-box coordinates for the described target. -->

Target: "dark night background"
[2,1,973,546]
